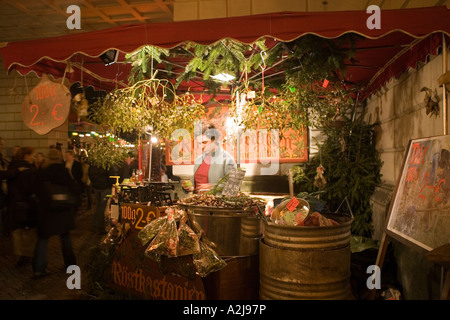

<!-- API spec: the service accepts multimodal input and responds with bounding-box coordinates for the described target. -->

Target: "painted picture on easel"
[387,135,450,252]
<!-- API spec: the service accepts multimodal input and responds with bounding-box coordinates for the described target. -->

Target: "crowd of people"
[0,136,190,279]
[0,138,114,279]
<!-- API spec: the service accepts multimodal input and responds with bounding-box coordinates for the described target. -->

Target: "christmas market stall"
[1,6,450,300]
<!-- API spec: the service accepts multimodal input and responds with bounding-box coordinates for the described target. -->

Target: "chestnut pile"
[179,194,235,207]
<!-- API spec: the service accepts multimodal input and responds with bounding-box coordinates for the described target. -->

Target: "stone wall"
[364,48,449,300]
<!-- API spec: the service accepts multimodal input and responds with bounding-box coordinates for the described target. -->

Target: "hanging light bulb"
[211,72,235,82]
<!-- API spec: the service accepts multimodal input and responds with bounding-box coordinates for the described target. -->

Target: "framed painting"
[386,135,450,252]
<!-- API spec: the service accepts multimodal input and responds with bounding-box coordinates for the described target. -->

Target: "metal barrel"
[181,204,262,256]
[259,214,353,300]
[239,215,263,255]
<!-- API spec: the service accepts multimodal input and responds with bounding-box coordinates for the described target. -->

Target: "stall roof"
[1,6,449,98]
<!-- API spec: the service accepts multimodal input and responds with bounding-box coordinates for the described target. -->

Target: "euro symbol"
[52,103,63,121]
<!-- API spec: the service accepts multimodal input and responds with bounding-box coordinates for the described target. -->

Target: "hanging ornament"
[314,165,327,189]
[72,92,89,122]
[72,61,89,122]
[9,73,18,98]
[421,87,440,117]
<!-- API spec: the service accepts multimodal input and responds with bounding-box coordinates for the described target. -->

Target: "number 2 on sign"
[30,104,43,126]
[418,172,445,203]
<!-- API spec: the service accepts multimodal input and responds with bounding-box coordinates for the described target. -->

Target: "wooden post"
[288,168,294,197]
[426,243,450,300]
[443,34,448,135]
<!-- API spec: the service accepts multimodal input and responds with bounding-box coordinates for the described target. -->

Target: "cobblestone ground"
[0,200,105,300]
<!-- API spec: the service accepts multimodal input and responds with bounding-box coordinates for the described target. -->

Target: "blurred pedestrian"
[33,148,79,278]
[7,146,38,267]
[35,152,46,169]
[118,152,138,182]
[79,150,92,210]
[0,137,9,236]
[88,163,114,234]
[65,150,83,191]
[65,150,83,211]
[10,145,21,162]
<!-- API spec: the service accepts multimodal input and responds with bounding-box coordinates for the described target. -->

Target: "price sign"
[120,202,165,233]
[286,196,300,212]
[21,74,71,135]
[221,168,246,197]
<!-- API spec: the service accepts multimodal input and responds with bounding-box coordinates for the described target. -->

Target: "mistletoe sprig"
[91,76,205,139]
[228,78,356,135]
[85,135,131,170]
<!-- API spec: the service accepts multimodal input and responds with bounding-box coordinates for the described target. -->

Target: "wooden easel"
[372,136,450,300]
[426,243,450,300]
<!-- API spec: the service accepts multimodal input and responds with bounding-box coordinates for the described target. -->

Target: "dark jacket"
[6,159,38,229]
[67,160,83,188]
[118,160,139,181]
[67,160,84,204]
[35,163,80,237]
[88,164,115,190]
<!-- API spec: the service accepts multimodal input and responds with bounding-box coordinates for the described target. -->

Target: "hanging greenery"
[175,39,268,90]
[122,36,359,133]
[292,114,383,237]
[91,76,204,139]
[125,45,171,84]
[85,135,130,170]
[225,34,359,131]
[88,74,205,169]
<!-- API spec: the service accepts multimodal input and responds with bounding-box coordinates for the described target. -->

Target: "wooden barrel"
[259,213,353,300]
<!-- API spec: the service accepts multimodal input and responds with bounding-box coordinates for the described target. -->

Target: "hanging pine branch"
[175,39,267,91]
[125,45,171,84]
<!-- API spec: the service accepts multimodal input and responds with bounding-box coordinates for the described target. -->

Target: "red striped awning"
[1,6,449,97]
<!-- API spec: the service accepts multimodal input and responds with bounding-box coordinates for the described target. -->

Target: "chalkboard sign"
[221,168,246,197]
[386,135,450,252]
[21,74,71,135]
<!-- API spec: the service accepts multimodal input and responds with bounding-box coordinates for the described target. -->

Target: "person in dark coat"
[7,147,38,266]
[32,149,79,278]
[0,137,9,236]
[65,150,83,208]
[118,152,138,181]
[88,163,115,234]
